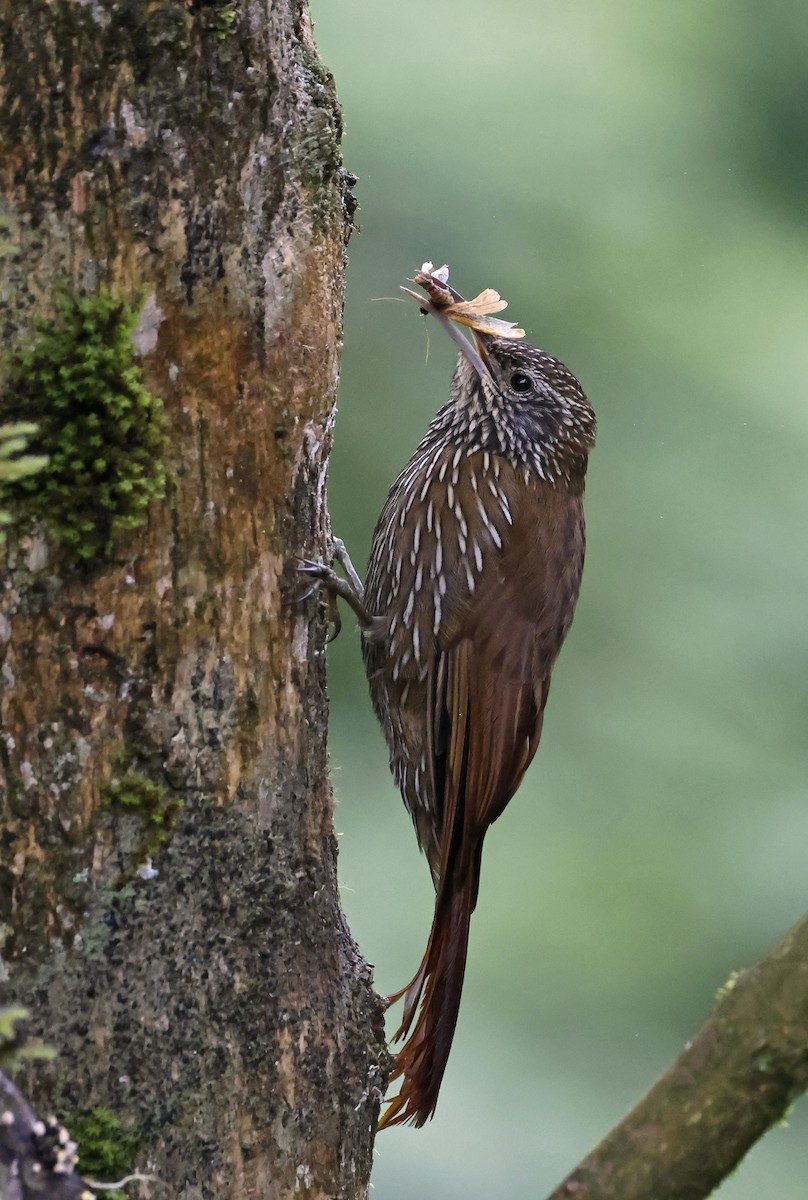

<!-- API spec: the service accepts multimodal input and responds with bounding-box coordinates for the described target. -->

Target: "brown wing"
[425,473,582,888]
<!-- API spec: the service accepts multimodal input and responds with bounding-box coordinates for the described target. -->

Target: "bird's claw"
[295,556,333,579]
[289,540,371,636]
[292,558,345,640]
[292,556,320,579]
[325,595,342,642]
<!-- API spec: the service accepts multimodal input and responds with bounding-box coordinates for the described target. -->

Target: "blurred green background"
[312,2,808,1196]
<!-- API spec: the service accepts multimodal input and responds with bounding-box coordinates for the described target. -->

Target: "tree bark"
[0,2,385,1198]
[547,912,808,1200]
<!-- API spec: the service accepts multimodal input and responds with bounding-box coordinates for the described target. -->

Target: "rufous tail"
[378,867,477,1129]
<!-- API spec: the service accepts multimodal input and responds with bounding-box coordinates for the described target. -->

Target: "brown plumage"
[299,270,595,1127]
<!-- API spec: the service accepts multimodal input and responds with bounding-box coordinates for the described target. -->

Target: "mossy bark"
[0,2,384,1197]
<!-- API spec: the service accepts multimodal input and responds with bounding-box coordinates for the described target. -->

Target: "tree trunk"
[0,2,385,1197]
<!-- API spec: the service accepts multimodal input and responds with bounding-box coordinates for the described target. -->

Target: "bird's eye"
[510,371,533,394]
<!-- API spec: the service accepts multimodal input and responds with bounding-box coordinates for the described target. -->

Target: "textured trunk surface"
[0,2,385,1196]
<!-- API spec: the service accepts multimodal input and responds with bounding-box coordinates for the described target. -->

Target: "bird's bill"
[401,286,494,382]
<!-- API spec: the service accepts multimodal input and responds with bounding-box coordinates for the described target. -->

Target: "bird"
[298,264,596,1128]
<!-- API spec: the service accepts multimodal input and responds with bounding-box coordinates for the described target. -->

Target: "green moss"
[0,421,48,542]
[200,2,239,41]
[102,771,183,868]
[0,1005,55,1073]
[0,289,167,567]
[70,1106,139,1199]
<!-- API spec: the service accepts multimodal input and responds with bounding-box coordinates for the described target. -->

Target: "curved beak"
[401,287,494,383]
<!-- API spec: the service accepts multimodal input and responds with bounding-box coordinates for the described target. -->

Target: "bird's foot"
[293,536,372,640]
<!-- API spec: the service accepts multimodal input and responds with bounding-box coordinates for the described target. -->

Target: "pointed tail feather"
[378,868,477,1129]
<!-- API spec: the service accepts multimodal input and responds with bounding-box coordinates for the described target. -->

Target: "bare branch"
[547,912,808,1200]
